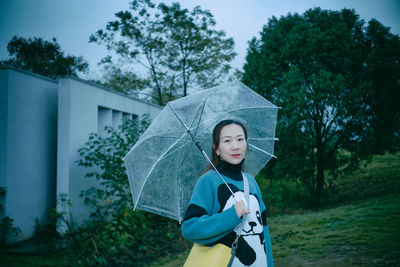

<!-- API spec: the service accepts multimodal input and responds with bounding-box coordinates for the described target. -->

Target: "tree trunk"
[316,156,324,205]
[314,111,325,205]
[315,139,325,205]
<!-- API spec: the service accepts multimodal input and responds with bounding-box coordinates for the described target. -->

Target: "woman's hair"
[205,119,248,172]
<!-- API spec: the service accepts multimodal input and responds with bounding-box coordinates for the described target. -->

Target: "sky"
[1,0,399,79]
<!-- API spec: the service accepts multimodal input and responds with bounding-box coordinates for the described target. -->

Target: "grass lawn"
[151,153,400,266]
[0,253,66,267]
[270,194,400,266]
[150,194,400,267]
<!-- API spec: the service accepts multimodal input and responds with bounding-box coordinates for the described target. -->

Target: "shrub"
[0,216,22,247]
[60,117,189,266]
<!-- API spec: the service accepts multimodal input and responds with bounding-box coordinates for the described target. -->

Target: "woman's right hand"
[234,200,250,218]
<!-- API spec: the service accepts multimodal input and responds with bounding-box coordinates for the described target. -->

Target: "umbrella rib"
[167,103,190,131]
[249,137,279,141]
[167,103,240,203]
[248,143,277,158]
[165,137,278,160]
[176,97,208,221]
[134,131,188,210]
[192,113,226,137]
[191,106,276,138]
[190,95,207,136]
[169,106,277,143]
[166,102,195,220]
[137,102,209,221]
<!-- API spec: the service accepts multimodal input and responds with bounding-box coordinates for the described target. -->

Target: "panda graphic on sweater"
[217,184,268,267]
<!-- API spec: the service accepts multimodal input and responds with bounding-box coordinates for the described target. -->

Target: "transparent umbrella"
[123,81,278,222]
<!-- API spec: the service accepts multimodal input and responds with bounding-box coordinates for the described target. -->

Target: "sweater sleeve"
[182,205,241,244]
[181,173,242,244]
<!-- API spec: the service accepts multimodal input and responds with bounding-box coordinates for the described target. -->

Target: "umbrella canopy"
[123,80,278,222]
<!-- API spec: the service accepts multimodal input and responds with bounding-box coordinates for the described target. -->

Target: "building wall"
[56,77,161,225]
[0,67,162,240]
[0,68,58,240]
[0,69,9,220]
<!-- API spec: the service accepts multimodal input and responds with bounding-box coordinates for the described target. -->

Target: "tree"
[361,19,400,153]
[90,0,236,105]
[1,36,88,80]
[158,2,236,96]
[242,8,398,203]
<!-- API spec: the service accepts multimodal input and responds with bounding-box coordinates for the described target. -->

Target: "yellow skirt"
[184,243,231,267]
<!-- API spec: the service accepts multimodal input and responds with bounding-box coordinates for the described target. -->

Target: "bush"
[257,176,315,215]
[60,117,190,266]
[0,216,22,247]
[258,153,400,215]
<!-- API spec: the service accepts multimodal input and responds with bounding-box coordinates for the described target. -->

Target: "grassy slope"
[0,253,65,267]
[271,194,400,266]
[150,195,400,267]
[151,153,400,266]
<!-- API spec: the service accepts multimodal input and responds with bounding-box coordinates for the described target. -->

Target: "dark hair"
[205,119,248,171]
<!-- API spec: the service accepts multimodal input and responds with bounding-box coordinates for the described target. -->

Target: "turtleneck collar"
[215,159,244,181]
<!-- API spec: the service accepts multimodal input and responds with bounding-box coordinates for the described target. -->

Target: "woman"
[182,120,274,267]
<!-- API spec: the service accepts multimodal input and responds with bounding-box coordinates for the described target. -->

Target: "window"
[98,106,137,136]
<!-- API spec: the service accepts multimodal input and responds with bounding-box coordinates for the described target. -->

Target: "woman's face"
[216,123,247,165]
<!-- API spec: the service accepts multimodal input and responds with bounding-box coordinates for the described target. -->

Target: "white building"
[0,67,161,241]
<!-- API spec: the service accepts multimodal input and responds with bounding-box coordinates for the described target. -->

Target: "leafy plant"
[0,216,22,247]
[0,186,6,195]
[0,186,6,211]
[61,117,189,266]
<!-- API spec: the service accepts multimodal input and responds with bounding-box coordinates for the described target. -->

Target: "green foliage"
[243,8,400,203]
[157,2,236,96]
[0,185,6,211]
[256,176,314,215]
[328,152,400,205]
[62,212,189,266]
[0,216,22,247]
[0,35,89,80]
[60,117,189,266]
[97,63,150,95]
[90,0,236,105]
[258,152,400,215]
[0,186,6,195]
[0,186,22,247]
[76,118,150,217]
[361,19,400,153]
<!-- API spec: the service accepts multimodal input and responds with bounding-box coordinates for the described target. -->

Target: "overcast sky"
[1,0,399,79]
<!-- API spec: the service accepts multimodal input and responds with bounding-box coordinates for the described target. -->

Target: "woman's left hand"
[234,200,250,218]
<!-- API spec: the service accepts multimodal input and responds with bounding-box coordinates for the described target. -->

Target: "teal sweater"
[182,165,274,267]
